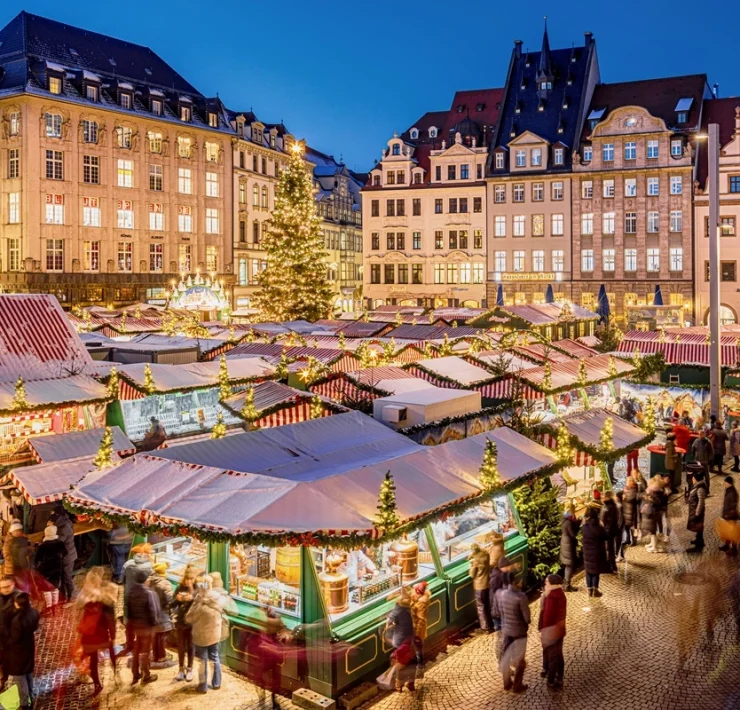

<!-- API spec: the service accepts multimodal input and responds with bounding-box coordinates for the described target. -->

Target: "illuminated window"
[83,241,100,271]
[178,137,192,158]
[178,168,192,194]
[117,159,133,188]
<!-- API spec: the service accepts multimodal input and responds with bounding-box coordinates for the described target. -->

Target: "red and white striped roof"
[27,425,134,464]
[520,354,634,391]
[617,340,739,367]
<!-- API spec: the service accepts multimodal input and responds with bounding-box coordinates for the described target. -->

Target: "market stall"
[26,425,134,464]
[66,411,560,699]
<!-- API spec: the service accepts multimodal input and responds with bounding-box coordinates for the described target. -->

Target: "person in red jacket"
[538,574,567,689]
[673,421,692,457]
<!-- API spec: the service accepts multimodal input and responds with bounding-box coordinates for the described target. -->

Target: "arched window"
[392,143,400,156]
[177,136,192,158]
[720,305,737,325]
[410,128,419,140]
[429,127,437,138]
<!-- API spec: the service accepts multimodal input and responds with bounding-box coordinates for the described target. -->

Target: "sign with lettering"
[117,200,132,210]
[500,272,556,282]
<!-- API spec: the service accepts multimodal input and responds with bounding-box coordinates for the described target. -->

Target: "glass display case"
[229,544,301,618]
[432,495,518,566]
[151,537,208,583]
[311,528,436,621]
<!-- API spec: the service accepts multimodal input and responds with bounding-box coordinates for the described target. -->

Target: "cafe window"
[151,538,208,584]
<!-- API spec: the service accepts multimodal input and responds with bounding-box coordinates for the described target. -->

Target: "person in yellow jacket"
[468,544,492,631]
[409,581,431,665]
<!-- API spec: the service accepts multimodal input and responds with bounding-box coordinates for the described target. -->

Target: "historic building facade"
[694,99,740,325]
[362,89,502,309]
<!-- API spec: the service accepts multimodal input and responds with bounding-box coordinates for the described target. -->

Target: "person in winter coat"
[386,587,414,650]
[0,576,19,687]
[5,592,40,707]
[490,554,513,630]
[622,477,639,548]
[7,522,32,582]
[497,576,530,693]
[665,432,681,493]
[171,565,198,682]
[49,506,77,601]
[599,491,620,572]
[409,581,431,665]
[687,470,709,553]
[614,491,627,561]
[581,508,608,598]
[468,543,491,631]
[640,487,660,552]
[146,562,174,663]
[692,430,714,492]
[108,524,133,585]
[185,575,224,694]
[126,568,160,685]
[538,574,567,688]
[711,421,729,474]
[77,579,117,697]
[720,475,740,553]
[123,543,153,614]
[647,476,669,553]
[731,421,740,472]
[559,511,580,592]
[34,524,66,609]
[2,521,19,576]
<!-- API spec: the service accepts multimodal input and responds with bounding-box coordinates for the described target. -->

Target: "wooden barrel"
[275,547,301,586]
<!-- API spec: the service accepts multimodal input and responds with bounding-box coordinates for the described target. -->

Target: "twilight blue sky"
[3,1,739,170]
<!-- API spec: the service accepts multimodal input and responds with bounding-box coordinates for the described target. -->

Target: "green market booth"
[66,411,560,699]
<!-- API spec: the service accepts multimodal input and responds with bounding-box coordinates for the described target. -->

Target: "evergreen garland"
[375,471,400,531]
[396,402,513,435]
[478,439,502,492]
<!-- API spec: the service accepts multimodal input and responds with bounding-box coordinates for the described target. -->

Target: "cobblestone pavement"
[29,467,740,710]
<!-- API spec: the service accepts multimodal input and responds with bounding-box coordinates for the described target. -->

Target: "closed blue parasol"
[496,284,504,307]
[545,284,555,304]
[653,285,663,306]
[596,284,610,323]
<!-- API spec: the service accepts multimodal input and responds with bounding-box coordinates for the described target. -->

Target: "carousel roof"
[27,426,134,464]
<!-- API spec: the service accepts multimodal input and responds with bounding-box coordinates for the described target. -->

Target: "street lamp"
[696,125,721,417]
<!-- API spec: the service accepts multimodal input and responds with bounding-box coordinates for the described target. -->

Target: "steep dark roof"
[696,97,740,188]
[400,110,448,145]
[582,74,710,143]
[442,88,504,145]
[491,33,597,172]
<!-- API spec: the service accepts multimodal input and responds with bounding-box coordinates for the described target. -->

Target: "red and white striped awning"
[617,340,739,367]
[254,401,334,429]
[537,431,595,467]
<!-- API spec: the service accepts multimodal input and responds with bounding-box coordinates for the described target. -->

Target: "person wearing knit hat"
[34,525,66,609]
[9,521,22,534]
[539,573,567,688]
[7,520,31,580]
[147,562,174,664]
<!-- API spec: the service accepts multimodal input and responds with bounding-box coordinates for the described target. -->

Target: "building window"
[413,172,422,184]
[551,182,564,200]
[448,198,458,213]
[180,105,191,122]
[149,164,163,191]
[178,137,192,158]
[83,197,101,227]
[730,176,740,193]
[603,249,615,272]
[369,264,380,284]
[150,99,162,116]
[603,212,615,234]
[647,248,660,272]
[384,264,395,284]
[83,241,100,271]
[551,214,564,236]
[648,211,659,233]
[81,119,98,144]
[412,232,421,249]
[386,199,395,217]
[434,166,441,182]
[625,248,637,272]
[459,231,468,249]
[581,213,593,235]
[671,139,683,157]
[178,206,192,233]
[581,181,593,199]
[430,198,440,215]
[647,140,659,159]
[120,93,131,109]
[447,263,458,283]
[602,143,614,162]
[206,208,219,234]
[45,150,64,180]
[494,185,506,203]
[513,251,525,272]
[624,141,636,160]
[461,164,470,179]
[7,238,20,271]
[533,183,544,201]
[513,215,525,237]
[448,231,458,249]
[624,178,637,197]
[554,148,564,165]
[720,217,737,237]
[532,250,545,272]
[495,216,506,237]
[513,184,525,202]
[625,212,637,233]
[387,233,395,250]
[647,177,659,196]
[45,113,62,138]
[458,263,470,284]
[434,264,445,284]
[146,131,162,154]
[530,148,542,167]
[206,246,218,272]
[371,232,379,250]
[670,176,682,195]
[397,264,408,284]
[582,146,592,162]
[435,231,443,249]
[459,198,468,214]
[49,76,62,94]
[494,251,506,273]
[178,168,192,194]
[412,264,424,284]
[239,221,247,243]
[45,239,64,271]
[117,202,134,229]
[532,215,544,237]
[8,193,20,224]
[495,152,505,170]
[474,229,483,248]
[116,126,132,149]
[45,194,64,224]
[202,142,218,163]
[670,210,683,232]
[670,247,683,272]
[603,179,614,198]
[581,249,594,272]
[515,150,526,168]
[149,244,164,272]
[396,199,405,216]
[722,262,737,281]
[552,250,564,272]
[253,222,260,243]
[8,148,19,179]
[412,198,421,216]
[473,263,484,283]
[149,205,164,231]
[117,159,133,188]
[178,244,191,273]
[370,199,379,217]
[9,111,21,136]
[448,165,457,180]
[206,172,219,198]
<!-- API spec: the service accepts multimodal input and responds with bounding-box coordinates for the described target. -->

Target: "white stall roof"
[378,387,477,406]
[4,456,103,504]
[561,408,646,451]
[27,426,134,464]
[416,356,493,385]
[0,374,108,410]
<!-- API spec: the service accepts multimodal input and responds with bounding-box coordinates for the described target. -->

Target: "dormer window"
[413,172,422,184]
[253,127,263,144]
[677,111,688,124]
[531,148,542,166]
[120,94,131,110]
[475,103,485,112]
[515,150,526,167]
[456,104,465,113]
[86,85,98,102]
[180,105,191,122]
[554,147,565,165]
[49,76,62,95]
[428,127,437,138]
[495,152,505,170]
[270,133,276,148]
[392,143,401,156]
[409,128,419,140]
[675,98,693,125]
[373,175,380,186]
[540,81,551,91]
[208,112,218,128]
[152,99,162,116]
[236,119,245,137]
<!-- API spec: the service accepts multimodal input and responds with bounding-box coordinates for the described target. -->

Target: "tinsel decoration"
[599,416,614,454]
[240,386,259,422]
[643,395,656,434]
[11,377,28,411]
[106,367,119,400]
[211,412,227,439]
[252,141,334,321]
[478,439,502,492]
[543,361,553,391]
[218,355,231,400]
[375,471,400,532]
[556,423,572,465]
[93,426,114,469]
[310,394,323,419]
[143,363,156,395]
[577,359,588,387]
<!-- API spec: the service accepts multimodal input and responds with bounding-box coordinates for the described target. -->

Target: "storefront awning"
[3,456,103,505]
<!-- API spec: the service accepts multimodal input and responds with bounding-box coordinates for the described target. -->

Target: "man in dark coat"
[0,576,19,687]
[126,568,160,685]
[49,506,77,601]
[538,574,567,688]
[711,421,729,474]
[720,475,740,553]
[687,470,709,553]
[581,508,608,598]
[489,555,512,632]
[622,477,639,547]
[599,491,620,572]
[692,430,714,494]
[497,576,530,693]
[6,521,32,579]
[34,524,67,609]
[559,512,580,592]
[5,592,40,707]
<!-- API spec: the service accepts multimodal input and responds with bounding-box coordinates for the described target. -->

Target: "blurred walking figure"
[185,575,223,694]
[640,485,660,553]
[126,568,159,685]
[381,587,415,691]
[559,510,580,592]
[730,421,740,472]
[581,508,607,597]
[498,575,530,693]
[409,580,430,665]
[0,576,19,688]
[171,565,197,682]
[599,491,620,571]
[490,545,511,628]
[49,505,77,601]
[626,447,639,476]
[710,420,728,474]
[107,524,133,585]
[719,476,739,554]
[692,430,714,494]
[468,543,491,632]
[6,592,39,707]
[247,608,286,709]
[34,524,66,610]
[121,542,153,656]
[6,522,31,590]
[622,476,639,548]
[687,470,709,553]
[664,432,681,493]
[614,491,627,561]
[648,475,669,553]
[77,572,117,697]
[538,574,567,689]
[147,562,174,663]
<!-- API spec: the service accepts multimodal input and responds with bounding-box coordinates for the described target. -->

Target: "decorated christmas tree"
[211,411,227,439]
[252,142,334,321]
[93,426,114,469]
[218,355,231,401]
[607,355,618,378]
[119,311,127,333]
[106,367,119,400]
[11,376,28,411]
[338,332,347,351]
[423,342,434,358]
[542,361,553,391]
[599,415,614,454]
[438,334,453,357]
[298,356,324,386]
[577,359,588,387]
[275,353,290,380]
[478,439,502,492]
[556,423,572,465]
[393,311,403,327]
[375,471,400,532]
[143,363,156,395]
[382,338,396,364]
[310,393,323,419]
[240,386,260,425]
[643,395,656,434]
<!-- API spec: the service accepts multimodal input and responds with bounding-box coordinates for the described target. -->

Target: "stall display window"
[433,496,517,566]
[229,545,301,618]
[312,528,435,621]
[152,537,207,583]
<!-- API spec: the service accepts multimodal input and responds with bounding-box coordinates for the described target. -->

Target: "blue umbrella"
[496,284,504,307]
[653,285,663,306]
[545,284,555,304]
[596,284,610,323]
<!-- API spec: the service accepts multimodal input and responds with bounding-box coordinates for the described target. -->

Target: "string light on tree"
[607,355,618,379]
[439,334,453,357]
[211,411,227,439]
[556,423,572,465]
[107,367,119,400]
[143,363,156,395]
[577,359,588,388]
[11,376,28,411]
[275,353,290,380]
[240,386,259,424]
[599,416,614,454]
[543,361,553,391]
[93,426,114,469]
[478,439,502,493]
[310,393,323,420]
[338,332,347,351]
[643,396,656,434]
[375,470,400,532]
[218,355,231,401]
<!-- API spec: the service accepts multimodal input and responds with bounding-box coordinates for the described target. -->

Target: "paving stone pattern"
[30,461,740,710]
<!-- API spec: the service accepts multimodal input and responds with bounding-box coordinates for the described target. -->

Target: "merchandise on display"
[152,537,207,581]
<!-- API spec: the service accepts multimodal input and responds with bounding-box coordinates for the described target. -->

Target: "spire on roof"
[538,16,553,80]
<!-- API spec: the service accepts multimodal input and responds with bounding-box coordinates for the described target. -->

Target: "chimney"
[514,39,523,58]
[713,83,719,98]
[584,31,593,47]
